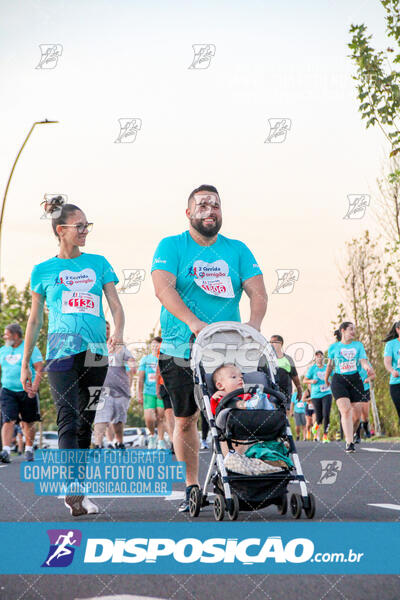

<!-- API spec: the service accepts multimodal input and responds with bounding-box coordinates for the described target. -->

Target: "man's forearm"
[157,285,199,327]
[249,294,268,328]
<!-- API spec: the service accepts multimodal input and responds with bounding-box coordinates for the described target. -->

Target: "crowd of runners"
[1,185,400,517]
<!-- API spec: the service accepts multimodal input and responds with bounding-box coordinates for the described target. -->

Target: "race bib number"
[296,401,305,409]
[192,259,235,299]
[340,360,356,374]
[62,291,100,316]
[148,373,156,383]
[320,383,330,392]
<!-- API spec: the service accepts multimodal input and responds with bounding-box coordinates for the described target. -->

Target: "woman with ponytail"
[324,322,374,454]
[383,321,400,424]
[21,197,125,516]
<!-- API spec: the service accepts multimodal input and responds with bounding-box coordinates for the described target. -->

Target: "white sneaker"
[148,434,157,449]
[157,439,167,450]
[82,496,99,514]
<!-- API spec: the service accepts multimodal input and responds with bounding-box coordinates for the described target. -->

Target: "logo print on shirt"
[57,269,96,292]
[340,348,357,361]
[192,260,234,298]
[5,354,21,365]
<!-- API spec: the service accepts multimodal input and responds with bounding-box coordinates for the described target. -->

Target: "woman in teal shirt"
[21,197,125,516]
[304,350,332,443]
[383,321,400,425]
[325,321,374,454]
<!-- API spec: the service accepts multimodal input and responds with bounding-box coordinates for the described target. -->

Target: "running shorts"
[0,388,40,423]
[331,372,366,403]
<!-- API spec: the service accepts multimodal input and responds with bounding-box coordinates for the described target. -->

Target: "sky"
[0,0,392,372]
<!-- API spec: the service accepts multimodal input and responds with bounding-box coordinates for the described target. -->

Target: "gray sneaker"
[0,450,10,464]
[25,450,34,462]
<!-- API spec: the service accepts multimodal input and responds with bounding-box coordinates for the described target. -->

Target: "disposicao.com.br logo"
[82,536,364,565]
[42,529,82,567]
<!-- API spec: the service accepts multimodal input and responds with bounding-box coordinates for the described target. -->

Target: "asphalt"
[0,440,399,599]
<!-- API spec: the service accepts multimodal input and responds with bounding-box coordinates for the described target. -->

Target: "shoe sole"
[64,495,87,516]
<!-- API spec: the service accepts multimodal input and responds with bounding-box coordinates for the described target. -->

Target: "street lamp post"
[0,119,58,310]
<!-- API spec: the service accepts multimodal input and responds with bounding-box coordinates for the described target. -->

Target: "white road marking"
[368,503,400,512]
[75,594,165,600]
[361,448,400,453]
[58,494,166,499]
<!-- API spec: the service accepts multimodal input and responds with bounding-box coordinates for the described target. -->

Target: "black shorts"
[331,372,366,403]
[158,352,197,417]
[0,388,41,423]
[305,407,314,417]
[361,388,370,402]
[159,384,172,410]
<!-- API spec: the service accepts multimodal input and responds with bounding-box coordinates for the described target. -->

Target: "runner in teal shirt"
[21,199,125,517]
[383,337,400,385]
[327,340,367,375]
[30,252,118,360]
[151,184,268,512]
[151,230,262,359]
[325,322,374,454]
[0,341,42,392]
[383,322,400,426]
[304,351,332,443]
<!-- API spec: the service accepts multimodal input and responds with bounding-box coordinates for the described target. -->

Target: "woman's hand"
[21,364,33,395]
[108,334,124,354]
[366,365,375,378]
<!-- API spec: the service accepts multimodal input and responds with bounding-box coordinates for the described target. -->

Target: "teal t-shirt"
[358,366,370,391]
[291,392,306,414]
[151,230,262,358]
[138,353,158,395]
[328,341,367,375]
[306,364,331,398]
[384,338,400,385]
[0,341,43,392]
[30,253,119,360]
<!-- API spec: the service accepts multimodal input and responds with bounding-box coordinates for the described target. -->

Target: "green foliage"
[348,0,400,163]
[0,279,56,428]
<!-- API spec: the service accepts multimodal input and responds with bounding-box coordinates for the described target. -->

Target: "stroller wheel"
[189,486,202,518]
[277,494,288,515]
[213,493,225,521]
[290,493,302,519]
[227,492,240,521]
[303,493,316,519]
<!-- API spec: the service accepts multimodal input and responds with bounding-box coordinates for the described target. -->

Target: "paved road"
[1,441,399,522]
[1,441,399,599]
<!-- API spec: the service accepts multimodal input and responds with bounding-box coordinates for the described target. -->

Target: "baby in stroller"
[210,363,276,417]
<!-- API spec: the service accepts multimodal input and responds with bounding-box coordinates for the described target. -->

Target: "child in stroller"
[211,363,276,419]
[189,321,316,521]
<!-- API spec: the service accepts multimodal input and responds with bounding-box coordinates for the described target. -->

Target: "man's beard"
[190,216,222,238]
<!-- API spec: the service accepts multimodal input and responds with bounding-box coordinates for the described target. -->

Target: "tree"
[0,279,56,430]
[348,0,400,165]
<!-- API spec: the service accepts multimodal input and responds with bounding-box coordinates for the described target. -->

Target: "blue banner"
[20,449,186,496]
[0,522,398,574]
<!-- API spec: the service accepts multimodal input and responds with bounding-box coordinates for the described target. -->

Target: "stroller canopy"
[190,321,278,378]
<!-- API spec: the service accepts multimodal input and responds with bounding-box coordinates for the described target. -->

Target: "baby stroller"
[189,321,316,521]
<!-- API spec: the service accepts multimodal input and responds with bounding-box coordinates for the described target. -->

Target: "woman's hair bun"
[43,195,65,215]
